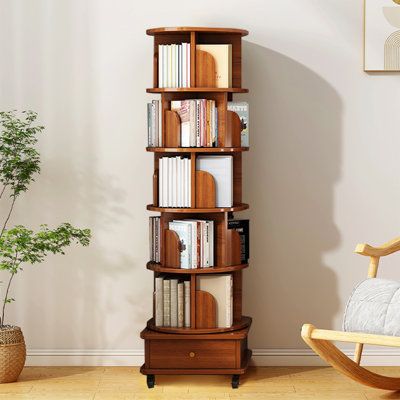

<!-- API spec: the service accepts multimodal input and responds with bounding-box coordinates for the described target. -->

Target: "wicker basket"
[0,326,26,383]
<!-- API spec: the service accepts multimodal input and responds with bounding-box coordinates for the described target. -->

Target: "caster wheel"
[147,374,155,388]
[231,374,240,389]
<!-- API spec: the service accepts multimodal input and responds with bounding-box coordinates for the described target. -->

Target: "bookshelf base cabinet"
[142,26,252,389]
[140,325,252,388]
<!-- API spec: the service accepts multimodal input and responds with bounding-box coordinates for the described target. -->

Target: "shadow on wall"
[242,41,342,348]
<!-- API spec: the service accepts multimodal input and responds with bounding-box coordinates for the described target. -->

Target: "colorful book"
[228,102,249,147]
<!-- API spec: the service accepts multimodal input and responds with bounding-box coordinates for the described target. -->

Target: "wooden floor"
[1,366,400,399]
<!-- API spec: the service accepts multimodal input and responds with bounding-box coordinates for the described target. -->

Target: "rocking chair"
[302,237,400,390]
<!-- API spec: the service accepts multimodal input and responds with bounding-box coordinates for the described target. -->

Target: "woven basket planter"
[0,327,26,383]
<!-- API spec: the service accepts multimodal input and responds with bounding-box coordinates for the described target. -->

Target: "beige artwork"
[365,0,400,71]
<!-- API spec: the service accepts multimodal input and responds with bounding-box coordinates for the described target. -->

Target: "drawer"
[149,339,236,369]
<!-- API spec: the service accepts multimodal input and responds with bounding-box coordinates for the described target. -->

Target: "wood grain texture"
[147,87,248,93]
[195,290,217,328]
[226,110,242,147]
[147,27,249,36]
[147,203,249,213]
[355,237,400,257]
[302,324,400,390]
[164,229,180,268]
[146,316,251,335]
[146,261,249,274]
[195,170,216,208]
[195,50,216,87]
[146,146,249,153]
[152,170,158,206]
[164,110,181,147]
[226,229,242,266]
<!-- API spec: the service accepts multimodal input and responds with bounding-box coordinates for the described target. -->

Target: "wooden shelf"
[146,27,249,36]
[146,316,252,334]
[146,147,249,153]
[147,262,249,274]
[147,203,249,213]
[146,87,248,93]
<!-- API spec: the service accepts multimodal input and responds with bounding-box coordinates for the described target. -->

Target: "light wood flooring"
[1,366,400,399]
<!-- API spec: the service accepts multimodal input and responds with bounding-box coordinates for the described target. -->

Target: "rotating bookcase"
[140,26,251,389]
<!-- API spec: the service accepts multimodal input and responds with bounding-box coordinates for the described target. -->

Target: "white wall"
[1,0,400,366]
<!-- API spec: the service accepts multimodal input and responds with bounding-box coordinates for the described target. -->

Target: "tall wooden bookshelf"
[140,26,251,389]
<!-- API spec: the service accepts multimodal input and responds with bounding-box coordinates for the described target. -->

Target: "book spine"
[159,157,163,207]
[155,277,163,326]
[163,279,170,326]
[187,43,191,87]
[209,220,214,266]
[149,217,153,261]
[147,103,152,147]
[178,282,184,328]
[196,100,201,147]
[177,157,181,207]
[158,45,163,88]
[170,279,178,327]
[226,276,233,328]
[204,221,209,267]
[184,280,190,327]
[187,158,191,207]
[151,103,156,147]
[155,217,160,262]
[190,100,196,147]
[167,157,173,207]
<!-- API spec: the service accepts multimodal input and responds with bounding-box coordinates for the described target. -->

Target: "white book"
[187,43,191,87]
[167,157,173,206]
[172,157,177,207]
[184,280,191,327]
[172,44,177,87]
[169,221,191,269]
[187,158,191,207]
[158,45,163,87]
[163,279,170,326]
[182,43,186,87]
[155,277,164,326]
[182,158,187,208]
[168,45,172,87]
[159,158,163,206]
[178,282,184,328]
[163,45,168,87]
[197,275,233,328]
[175,44,179,87]
[170,279,178,327]
[178,44,181,87]
[177,157,182,207]
[208,220,214,266]
[196,156,233,207]
[152,100,159,147]
[163,157,168,207]
[203,221,209,268]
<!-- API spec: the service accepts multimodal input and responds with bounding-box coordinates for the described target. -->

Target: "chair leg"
[354,343,363,365]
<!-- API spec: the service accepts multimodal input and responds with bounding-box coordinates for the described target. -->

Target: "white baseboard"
[26,348,400,367]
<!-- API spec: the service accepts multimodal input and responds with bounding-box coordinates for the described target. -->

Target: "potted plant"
[0,111,91,383]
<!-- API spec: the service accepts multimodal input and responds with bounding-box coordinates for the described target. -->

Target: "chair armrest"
[355,237,400,257]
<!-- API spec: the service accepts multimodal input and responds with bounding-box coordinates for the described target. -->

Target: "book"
[196,44,232,88]
[177,281,184,328]
[184,280,191,327]
[196,274,233,327]
[169,221,191,269]
[170,279,178,327]
[228,219,249,263]
[149,216,160,262]
[155,277,164,326]
[228,102,249,147]
[163,279,171,327]
[196,156,233,207]
[171,100,191,147]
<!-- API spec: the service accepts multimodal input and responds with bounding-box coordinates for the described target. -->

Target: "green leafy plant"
[0,111,91,327]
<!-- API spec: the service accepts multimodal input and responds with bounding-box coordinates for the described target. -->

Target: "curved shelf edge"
[146,27,249,36]
[147,204,249,213]
[147,262,249,274]
[146,87,248,93]
[147,316,252,335]
[146,147,249,153]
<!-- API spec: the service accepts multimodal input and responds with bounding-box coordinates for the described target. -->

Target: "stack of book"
[158,156,191,207]
[197,274,233,328]
[149,216,160,263]
[155,277,191,328]
[228,219,250,263]
[169,219,214,268]
[158,43,191,88]
[147,100,161,147]
[171,99,218,147]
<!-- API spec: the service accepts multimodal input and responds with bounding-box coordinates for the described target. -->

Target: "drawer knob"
[189,352,196,358]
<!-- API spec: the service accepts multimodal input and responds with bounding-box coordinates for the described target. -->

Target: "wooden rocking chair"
[302,237,400,390]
